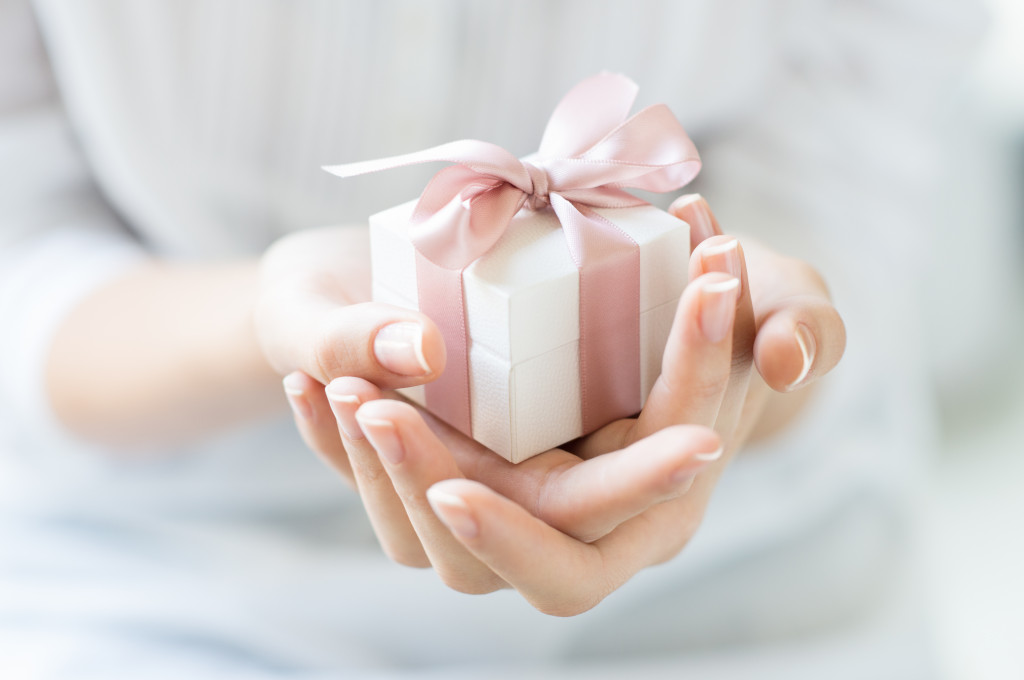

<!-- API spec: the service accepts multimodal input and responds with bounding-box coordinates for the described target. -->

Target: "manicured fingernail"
[693,445,724,463]
[676,194,717,243]
[699,277,740,343]
[357,415,405,464]
[283,373,313,421]
[374,322,430,377]
[669,442,723,491]
[325,383,364,440]
[787,323,816,390]
[426,488,479,539]
[700,239,743,294]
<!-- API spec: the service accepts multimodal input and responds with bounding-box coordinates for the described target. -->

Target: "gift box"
[370,200,688,462]
[326,73,701,463]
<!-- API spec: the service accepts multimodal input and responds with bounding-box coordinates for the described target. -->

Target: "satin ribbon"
[325,73,701,440]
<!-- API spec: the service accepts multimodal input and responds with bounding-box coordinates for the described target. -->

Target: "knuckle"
[687,373,732,404]
[532,458,577,521]
[311,313,365,381]
[311,333,342,382]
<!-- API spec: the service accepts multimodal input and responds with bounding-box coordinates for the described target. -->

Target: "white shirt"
[0,1,985,677]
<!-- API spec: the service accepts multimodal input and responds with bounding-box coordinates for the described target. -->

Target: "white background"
[926,1,1024,677]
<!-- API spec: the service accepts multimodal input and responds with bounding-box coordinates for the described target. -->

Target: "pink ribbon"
[325,73,700,440]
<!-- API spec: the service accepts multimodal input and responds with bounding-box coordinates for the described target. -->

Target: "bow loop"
[323,73,700,269]
[323,74,703,453]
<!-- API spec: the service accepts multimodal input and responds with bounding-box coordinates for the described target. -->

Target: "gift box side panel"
[466,343,514,461]
[371,202,689,367]
[370,200,688,463]
[640,298,680,400]
[464,205,688,367]
[465,207,579,366]
[369,200,420,305]
[502,298,680,463]
[488,292,673,463]
[592,205,690,310]
[509,341,583,463]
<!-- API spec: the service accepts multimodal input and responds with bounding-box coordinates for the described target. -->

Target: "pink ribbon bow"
[325,73,701,442]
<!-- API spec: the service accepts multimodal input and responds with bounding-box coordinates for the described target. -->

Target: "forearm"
[46,259,284,449]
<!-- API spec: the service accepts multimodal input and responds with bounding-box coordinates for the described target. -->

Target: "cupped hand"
[283,196,845,615]
[254,226,447,391]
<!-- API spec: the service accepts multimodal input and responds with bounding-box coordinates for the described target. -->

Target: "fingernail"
[699,277,740,343]
[693,445,724,463]
[678,194,717,243]
[671,447,723,486]
[426,488,479,539]
[787,323,816,391]
[283,373,313,421]
[700,239,743,294]
[669,443,723,490]
[374,322,430,377]
[325,383,364,440]
[357,415,405,465]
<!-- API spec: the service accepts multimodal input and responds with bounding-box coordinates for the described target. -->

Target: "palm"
[286,197,845,614]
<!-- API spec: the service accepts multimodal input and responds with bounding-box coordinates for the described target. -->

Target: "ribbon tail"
[538,73,639,157]
[415,252,474,438]
[551,195,642,433]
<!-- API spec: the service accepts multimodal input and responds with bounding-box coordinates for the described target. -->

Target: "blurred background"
[924,0,1024,677]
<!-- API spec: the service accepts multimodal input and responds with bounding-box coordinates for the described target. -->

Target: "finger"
[584,429,743,582]
[325,378,429,568]
[426,478,618,617]
[745,249,846,391]
[261,298,446,389]
[595,455,727,574]
[669,193,722,250]
[355,399,506,594]
[754,302,845,391]
[430,417,721,542]
[689,236,757,437]
[626,270,740,442]
[527,426,722,542]
[283,371,354,487]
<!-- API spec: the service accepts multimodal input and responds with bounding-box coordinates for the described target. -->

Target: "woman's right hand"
[255,225,447,404]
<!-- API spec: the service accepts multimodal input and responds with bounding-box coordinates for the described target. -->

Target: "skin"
[46,194,845,615]
[45,226,444,447]
[279,196,846,615]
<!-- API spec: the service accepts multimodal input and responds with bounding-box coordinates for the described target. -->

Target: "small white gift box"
[327,73,702,462]
[371,200,689,463]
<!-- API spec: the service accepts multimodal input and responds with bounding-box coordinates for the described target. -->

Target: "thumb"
[262,300,446,388]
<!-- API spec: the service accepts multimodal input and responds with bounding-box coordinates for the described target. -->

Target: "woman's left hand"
[283,195,845,615]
